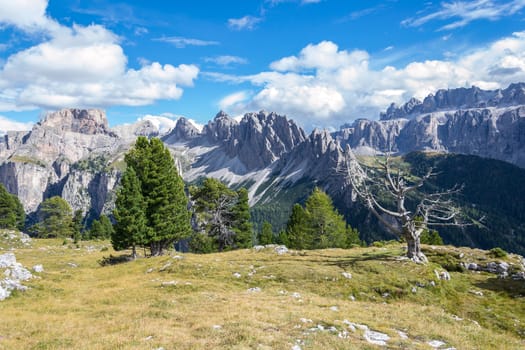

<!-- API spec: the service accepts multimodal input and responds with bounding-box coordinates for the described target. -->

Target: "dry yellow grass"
[1,237,524,349]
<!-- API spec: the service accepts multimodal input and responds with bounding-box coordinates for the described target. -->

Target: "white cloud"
[0,1,199,111]
[0,115,33,134]
[402,0,525,31]
[228,16,262,31]
[154,36,219,48]
[212,33,525,129]
[205,55,248,67]
[219,91,251,111]
[0,0,55,32]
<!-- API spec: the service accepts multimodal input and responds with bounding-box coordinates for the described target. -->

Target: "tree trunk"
[404,231,427,264]
[131,245,137,260]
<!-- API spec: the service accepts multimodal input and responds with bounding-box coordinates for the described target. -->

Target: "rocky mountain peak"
[380,82,525,120]
[39,109,113,135]
[162,117,200,143]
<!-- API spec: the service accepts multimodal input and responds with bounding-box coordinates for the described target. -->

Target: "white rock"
[212,325,222,330]
[299,318,312,323]
[428,340,446,348]
[0,285,10,301]
[364,329,390,346]
[341,272,352,279]
[161,281,177,286]
[172,255,183,260]
[329,306,339,312]
[232,272,241,278]
[32,265,44,273]
[291,292,301,298]
[291,345,302,350]
[253,245,265,251]
[397,330,409,339]
[0,253,16,268]
[247,287,261,293]
[274,245,289,255]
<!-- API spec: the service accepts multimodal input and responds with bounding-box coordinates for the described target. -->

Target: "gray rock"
[467,263,479,271]
[428,340,446,348]
[364,329,390,346]
[0,253,16,268]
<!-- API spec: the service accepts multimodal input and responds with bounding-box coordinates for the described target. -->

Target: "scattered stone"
[382,292,390,298]
[291,345,301,350]
[329,306,339,312]
[67,262,78,268]
[429,281,436,287]
[291,292,301,299]
[470,290,484,296]
[146,268,154,274]
[341,272,352,279]
[299,318,312,324]
[232,272,241,278]
[172,255,183,260]
[435,270,451,281]
[144,335,153,340]
[411,287,417,294]
[467,263,478,271]
[428,340,446,348]
[451,315,463,321]
[459,253,465,258]
[364,329,390,346]
[212,325,222,330]
[0,253,16,268]
[511,271,525,280]
[338,330,350,339]
[161,281,177,286]
[32,265,44,273]
[159,262,172,271]
[397,330,409,339]
[253,245,265,252]
[349,295,356,301]
[247,287,261,293]
[274,245,289,255]
[278,290,288,295]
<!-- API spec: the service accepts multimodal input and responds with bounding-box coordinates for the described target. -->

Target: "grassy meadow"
[1,234,524,349]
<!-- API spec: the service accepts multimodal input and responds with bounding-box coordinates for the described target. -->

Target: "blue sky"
[1,0,525,132]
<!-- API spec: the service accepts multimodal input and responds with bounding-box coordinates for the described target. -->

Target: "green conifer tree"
[232,188,253,248]
[0,184,18,229]
[259,221,274,245]
[112,167,147,259]
[33,196,74,238]
[286,204,311,249]
[125,137,191,255]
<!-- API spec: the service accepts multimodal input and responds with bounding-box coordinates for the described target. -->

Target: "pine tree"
[113,167,147,259]
[72,209,83,243]
[286,204,311,249]
[125,137,191,256]
[286,188,360,249]
[33,196,74,238]
[232,188,253,248]
[304,188,348,249]
[259,221,274,245]
[0,184,18,229]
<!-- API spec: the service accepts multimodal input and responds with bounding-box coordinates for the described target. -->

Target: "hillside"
[1,232,524,349]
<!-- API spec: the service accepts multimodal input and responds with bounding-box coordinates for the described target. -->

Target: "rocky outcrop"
[380,83,525,120]
[336,106,525,167]
[162,117,200,143]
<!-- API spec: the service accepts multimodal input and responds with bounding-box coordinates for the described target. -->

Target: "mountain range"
[1,83,525,253]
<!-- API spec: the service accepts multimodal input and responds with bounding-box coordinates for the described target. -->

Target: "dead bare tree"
[345,147,463,263]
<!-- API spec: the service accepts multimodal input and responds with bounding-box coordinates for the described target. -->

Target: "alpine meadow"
[1,1,525,349]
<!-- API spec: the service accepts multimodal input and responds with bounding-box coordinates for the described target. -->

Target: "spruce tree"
[33,196,74,238]
[286,204,311,249]
[232,188,253,248]
[72,209,83,243]
[259,221,274,245]
[125,137,191,255]
[304,188,348,249]
[112,167,147,259]
[0,184,18,229]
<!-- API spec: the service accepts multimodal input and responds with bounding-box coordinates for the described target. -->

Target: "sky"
[1,0,525,132]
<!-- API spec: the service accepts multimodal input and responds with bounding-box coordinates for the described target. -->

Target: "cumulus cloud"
[219,91,251,111]
[212,33,525,129]
[0,0,199,111]
[0,115,33,135]
[228,16,262,31]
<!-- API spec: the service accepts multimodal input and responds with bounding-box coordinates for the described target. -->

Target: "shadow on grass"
[325,251,400,269]
[98,254,134,266]
[475,277,525,298]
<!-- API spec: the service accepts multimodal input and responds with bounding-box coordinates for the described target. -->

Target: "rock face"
[0,109,122,215]
[1,82,525,223]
